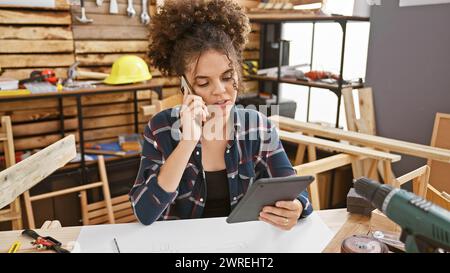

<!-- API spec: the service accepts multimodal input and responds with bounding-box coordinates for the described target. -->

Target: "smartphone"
[180,74,194,96]
[180,75,208,124]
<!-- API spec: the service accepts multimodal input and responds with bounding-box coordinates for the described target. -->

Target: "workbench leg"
[23,191,35,229]
[10,198,23,230]
[382,160,396,187]
[307,142,321,210]
[294,144,306,166]
[350,157,362,180]
[367,159,378,180]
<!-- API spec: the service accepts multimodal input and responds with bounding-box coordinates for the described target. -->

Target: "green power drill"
[354,177,450,253]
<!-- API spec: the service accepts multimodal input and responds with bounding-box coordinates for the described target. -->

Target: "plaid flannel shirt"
[129,106,313,225]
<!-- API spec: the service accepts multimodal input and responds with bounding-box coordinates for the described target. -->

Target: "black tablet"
[226,175,314,224]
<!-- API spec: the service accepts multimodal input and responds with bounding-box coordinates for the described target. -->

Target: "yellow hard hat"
[104,55,152,85]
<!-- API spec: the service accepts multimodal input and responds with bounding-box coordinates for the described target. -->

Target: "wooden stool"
[0,116,23,230]
[23,156,115,229]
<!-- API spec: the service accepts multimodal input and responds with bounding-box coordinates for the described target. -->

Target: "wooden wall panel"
[0,0,260,152]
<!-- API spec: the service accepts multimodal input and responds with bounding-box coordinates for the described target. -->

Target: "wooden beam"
[0,26,73,40]
[0,0,70,10]
[72,25,149,40]
[0,135,76,210]
[397,165,429,186]
[76,53,149,66]
[29,182,103,202]
[75,41,148,54]
[245,40,260,50]
[270,115,450,163]
[242,80,258,92]
[12,118,78,137]
[71,13,143,26]
[0,68,68,81]
[84,114,135,129]
[243,50,259,60]
[294,154,363,176]
[279,130,401,162]
[72,1,144,15]
[0,40,74,53]
[0,54,74,68]
[0,10,71,25]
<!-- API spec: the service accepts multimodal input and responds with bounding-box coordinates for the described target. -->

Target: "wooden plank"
[152,76,180,87]
[242,80,258,92]
[84,125,135,141]
[12,118,78,137]
[0,106,77,123]
[294,154,363,176]
[280,131,401,162]
[245,40,260,50]
[76,53,149,66]
[0,68,68,81]
[0,0,70,10]
[0,98,76,111]
[243,50,259,60]
[30,182,103,202]
[81,92,135,105]
[0,135,76,210]
[82,101,150,118]
[0,26,72,40]
[236,0,260,9]
[116,214,136,223]
[0,132,76,152]
[0,10,71,25]
[428,113,450,193]
[250,22,261,32]
[72,25,149,40]
[358,88,376,134]
[72,0,144,15]
[84,114,135,129]
[71,13,143,26]
[270,115,450,163]
[75,41,148,54]
[248,32,260,43]
[0,40,74,53]
[0,54,75,68]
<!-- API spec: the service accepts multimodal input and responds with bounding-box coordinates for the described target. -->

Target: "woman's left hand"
[259,199,303,231]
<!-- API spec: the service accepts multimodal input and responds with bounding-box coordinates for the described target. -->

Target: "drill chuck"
[354,177,395,212]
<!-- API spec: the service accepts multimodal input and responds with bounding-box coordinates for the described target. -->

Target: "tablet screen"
[226,175,314,224]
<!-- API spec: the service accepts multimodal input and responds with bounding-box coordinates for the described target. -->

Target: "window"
[281,0,370,129]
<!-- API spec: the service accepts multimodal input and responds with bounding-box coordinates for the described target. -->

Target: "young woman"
[129,0,312,230]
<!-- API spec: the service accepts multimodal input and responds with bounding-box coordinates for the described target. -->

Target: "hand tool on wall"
[110,0,119,14]
[141,0,150,25]
[22,229,70,253]
[76,0,93,24]
[96,0,103,6]
[127,0,136,17]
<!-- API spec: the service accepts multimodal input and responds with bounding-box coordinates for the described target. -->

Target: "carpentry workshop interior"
[0,0,449,255]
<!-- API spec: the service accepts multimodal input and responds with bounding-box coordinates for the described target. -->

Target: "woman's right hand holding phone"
[179,91,209,143]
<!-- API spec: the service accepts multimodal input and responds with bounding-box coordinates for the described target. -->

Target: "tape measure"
[341,235,389,253]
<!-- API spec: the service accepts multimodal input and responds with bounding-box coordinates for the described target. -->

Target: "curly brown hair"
[149,0,251,90]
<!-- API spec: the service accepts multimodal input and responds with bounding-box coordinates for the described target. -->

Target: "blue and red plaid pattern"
[129,106,312,225]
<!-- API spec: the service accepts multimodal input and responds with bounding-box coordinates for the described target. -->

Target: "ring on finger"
[283,218,289,226]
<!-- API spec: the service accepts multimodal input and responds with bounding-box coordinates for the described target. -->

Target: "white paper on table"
[0,0,56,8]
[116,212,333,253]
[75,212,333,253]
